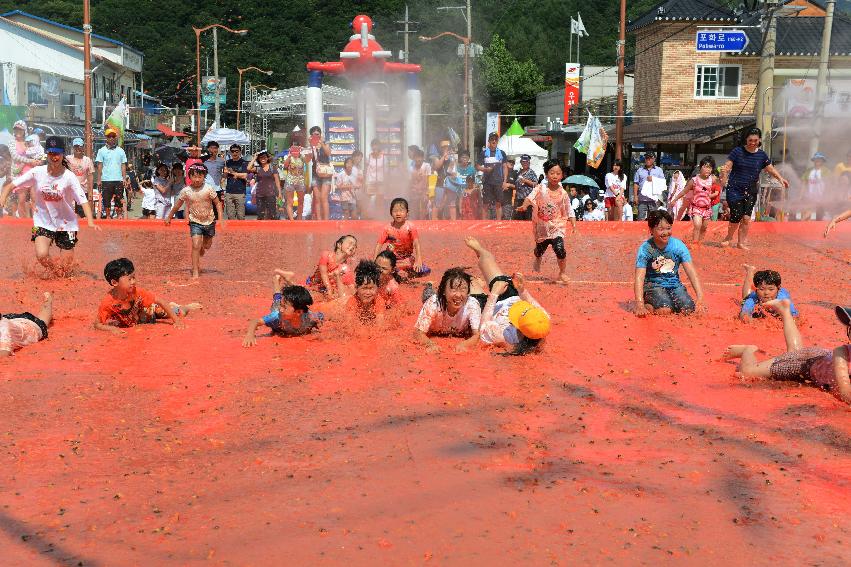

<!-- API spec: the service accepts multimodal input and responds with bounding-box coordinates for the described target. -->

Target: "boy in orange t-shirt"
[94,258,201,336]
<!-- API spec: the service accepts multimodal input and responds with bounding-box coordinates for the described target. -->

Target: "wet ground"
[0,218,849,565]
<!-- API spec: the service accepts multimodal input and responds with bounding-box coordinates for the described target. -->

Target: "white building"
[0,10,143,125]
[535,66,634,126]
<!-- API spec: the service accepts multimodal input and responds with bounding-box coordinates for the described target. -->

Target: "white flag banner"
[576,13,588,37]
[570,17,579,35]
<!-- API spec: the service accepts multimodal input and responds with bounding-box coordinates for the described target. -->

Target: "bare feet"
[736,242,751,250]
[762,298,791,315]
[556,273,570,284]
[464,236,483,254]
[181,302,203,316]
[720,239,734,248]
[191,271,200,279]
[723,344,759,360]
[742,263,756,272]
[532,256,542,272]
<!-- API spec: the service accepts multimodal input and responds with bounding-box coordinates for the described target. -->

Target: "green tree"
[480,34,544,117]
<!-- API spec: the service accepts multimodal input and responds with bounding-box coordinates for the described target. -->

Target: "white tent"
[201,127,250,147]
[497,120,548,175]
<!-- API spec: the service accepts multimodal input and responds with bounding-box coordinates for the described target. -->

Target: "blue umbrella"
[563,174,600,189]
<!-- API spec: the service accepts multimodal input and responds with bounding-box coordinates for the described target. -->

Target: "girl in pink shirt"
[670,157,720,244]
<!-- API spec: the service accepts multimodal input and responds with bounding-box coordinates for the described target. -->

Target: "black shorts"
[101,181,124,208]
[142,208,156,217]
[2,312,48,340]
[471,275,520,311]
[534,237,566,260]
[31,226,78,250]
[483,182,511,206]
[728,192,757,224]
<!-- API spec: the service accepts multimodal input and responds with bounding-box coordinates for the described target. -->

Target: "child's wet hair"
[104,258,134,284]
[375,250,401,282]
[355,260,381,287]
[437,268,472,311]
[501,336,543,356]
[699,156,716,170]
[647,209,674,229]
[543,159,561,174]
[753,269,781,287]
[282,285,313,312]
[390,197,409,214]
[334,234,357,252]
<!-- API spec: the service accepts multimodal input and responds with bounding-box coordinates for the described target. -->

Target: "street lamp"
[193,23,248,146]
[420,31,471,155]
[236,66,273,130]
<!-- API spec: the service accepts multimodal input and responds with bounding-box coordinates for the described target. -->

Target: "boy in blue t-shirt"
[739,265,798,321]
[242,270,324,346]
[634,210,705,317]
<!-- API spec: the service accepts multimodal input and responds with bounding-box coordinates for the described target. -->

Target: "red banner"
[564,63,580,122]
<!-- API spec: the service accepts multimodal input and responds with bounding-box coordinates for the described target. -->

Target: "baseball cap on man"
[520,154,531,161]
[644,152,655,159]
[44,136,66,154]
[104,128,118,137]
[508,300,551,339]
[72,137,84,147]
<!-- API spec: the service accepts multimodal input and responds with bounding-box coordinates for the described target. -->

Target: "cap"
[229,143,242,150]
[811,152,827,162]
[72,137,84,147]
[836,305,851,326]
[187,162,208,174]
[44,136,65,154]
[440,140,451,147]
[104,128,119,137]
[508,300,551,340]
[520,154,531,161]
[13,120,27,131]
[644,151,656,159]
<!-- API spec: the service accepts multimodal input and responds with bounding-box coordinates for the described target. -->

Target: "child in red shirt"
[460,175,482,220]
[94,258,201,335]
[375,250,403,308]
[374,198,430,279]
[307,235,358,298]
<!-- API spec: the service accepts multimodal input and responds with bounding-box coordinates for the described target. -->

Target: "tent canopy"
[498,119,548,175]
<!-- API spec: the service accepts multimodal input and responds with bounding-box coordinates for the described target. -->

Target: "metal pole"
[195,29,202,147]
[213,27,220,128]
[615,0,626,160]
[810,0,835,156]
[236,70,243,130]
[463,41,469,154]
[755,0,778,159]
[404,4,410,63]
[83,0,93,159]
[466,0,474,161]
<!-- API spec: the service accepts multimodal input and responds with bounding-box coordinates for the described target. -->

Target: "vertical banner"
[485,112,500,142]
[564,63,580,122]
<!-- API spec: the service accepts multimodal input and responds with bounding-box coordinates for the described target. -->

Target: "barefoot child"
[740,265,798,322]
[515,159,577,283]
[414,267,481,353]
[307,235,358,298]
[464,237,551,355]
[94,258,201,336]
[374,198,429,279]
[164,162,225,279]
[670,156,719,244]
[0,292,53,357]
[724,301,851,405]
[634,210,704,317]
[242,270,324,346]
[0,136,100,277]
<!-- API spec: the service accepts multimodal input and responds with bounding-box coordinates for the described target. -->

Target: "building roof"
[622,115,754,144]
[627,0,737,32]
[742,16,851,56]
[0,10,142,56]
[0,15,107,63]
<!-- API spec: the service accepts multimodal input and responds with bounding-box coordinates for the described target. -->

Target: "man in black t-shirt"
[222,144,249,220]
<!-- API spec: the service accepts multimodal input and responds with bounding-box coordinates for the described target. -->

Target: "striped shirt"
[726,146,770,202]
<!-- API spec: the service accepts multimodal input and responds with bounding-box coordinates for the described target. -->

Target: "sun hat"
[44,136,65,154]
[13,120,27,131]
[811,152,827,162]
[25,134,40,144]
[72,137,84,147]
[508,300,551,339]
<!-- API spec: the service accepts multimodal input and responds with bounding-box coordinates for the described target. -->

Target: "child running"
[374,197,430,279]
[0,136,100,277]
[740,265,798,322]
[515,159,577,284]
[464,237,551,355]
[307,235,358,298]
[634,210,704,317]
[94,258,201,336]
[242,270,324,346]
[0,292,53,357]
[670,156,719,244]
[414,267,482,353]
[724,301,850,405]
[164,162,225,279]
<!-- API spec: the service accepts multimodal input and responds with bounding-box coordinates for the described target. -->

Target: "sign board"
[485,112,500,142]
[786,78,851,118]
[696,30,748,53]
[563,63,580,122]
[201,76,227,104]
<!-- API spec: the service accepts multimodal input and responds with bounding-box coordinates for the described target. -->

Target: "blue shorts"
[189,221,216,238]
[643,283,695,313]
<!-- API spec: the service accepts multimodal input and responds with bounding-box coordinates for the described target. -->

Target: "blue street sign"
[695,30,749,52]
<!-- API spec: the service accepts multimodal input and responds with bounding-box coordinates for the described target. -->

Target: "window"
[27,83,46,105]
[695,65,740,99]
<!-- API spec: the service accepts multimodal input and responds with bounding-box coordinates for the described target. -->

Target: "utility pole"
[811,0,835,155]
[396,5,417,63]
[615,0,626,160]
[466,0,474,160]
[213,27,220,129]
[754,0,778,159]
[83,0,93,159]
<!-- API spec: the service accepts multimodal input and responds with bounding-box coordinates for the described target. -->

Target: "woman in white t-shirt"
[0,136,100,276]
[414,267,482,353]
[604,159,627,221]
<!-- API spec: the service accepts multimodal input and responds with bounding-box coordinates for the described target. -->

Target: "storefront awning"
[33,123,145,143]
[622,116,754,145]
[157,124,189,138]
